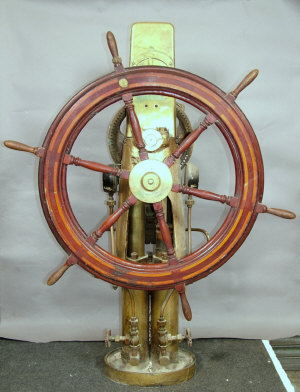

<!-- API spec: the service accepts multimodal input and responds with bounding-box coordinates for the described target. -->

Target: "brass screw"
[119,78,128,88]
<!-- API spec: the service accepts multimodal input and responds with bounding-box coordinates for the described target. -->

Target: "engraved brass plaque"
[126,22,176,138]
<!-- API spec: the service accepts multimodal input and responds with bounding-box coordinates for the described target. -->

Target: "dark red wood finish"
[122,93,148,160]
[165,114,215,167]
[153,202,178,265]
[38,66,264,291]
[64,155,129,179]
[172,184,237,206]
[95,194,137,239]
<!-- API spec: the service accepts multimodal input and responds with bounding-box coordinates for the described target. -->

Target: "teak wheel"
[38,66,264,291]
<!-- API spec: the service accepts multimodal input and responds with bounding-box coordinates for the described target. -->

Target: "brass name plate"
[127,22,176,139]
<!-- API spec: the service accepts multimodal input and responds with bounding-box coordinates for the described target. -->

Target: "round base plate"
[104,348,195,386]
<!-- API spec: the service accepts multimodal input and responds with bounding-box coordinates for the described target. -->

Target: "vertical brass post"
[104,24,195,385]
[122,200,148,361]
[151,289,179,362]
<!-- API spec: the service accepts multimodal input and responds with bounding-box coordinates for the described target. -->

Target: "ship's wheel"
[4,32,295,320]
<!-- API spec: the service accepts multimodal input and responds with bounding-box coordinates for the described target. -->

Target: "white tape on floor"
[262,340,294,392]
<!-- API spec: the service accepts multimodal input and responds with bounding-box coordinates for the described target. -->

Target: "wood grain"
[176,284,192,321]
[4,140,44,157]
[230,69,259,99]
[106,31,119,58]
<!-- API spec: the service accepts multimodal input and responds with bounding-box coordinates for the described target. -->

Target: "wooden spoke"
[153,202,178,265]
[87,194,138,245]
[172,184,237,207]
[63,155,129,179]
[122,93,148,161]
[164,113,215,168]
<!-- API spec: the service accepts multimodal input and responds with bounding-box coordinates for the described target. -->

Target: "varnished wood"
[95,194,137,238]
[122,93,148,160]
[256,204,296,219]
[64,155,129,179]
[165,114,215,167]
[38,66,265,290]
[106,31,119,58]
[47,263,70,285]
[266,207,296,219]
[230,69,259,99]
[153,202,178,265]
[172,184,239,207]
[47,254,77,285]
[4,140,45,157]
[173,184,226,203]
[106,31,123,70]
[176,284,192,321]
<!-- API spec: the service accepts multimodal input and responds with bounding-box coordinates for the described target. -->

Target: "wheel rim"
[38,66,264,290]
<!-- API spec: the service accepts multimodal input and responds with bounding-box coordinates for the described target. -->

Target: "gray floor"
[0,338,286,392]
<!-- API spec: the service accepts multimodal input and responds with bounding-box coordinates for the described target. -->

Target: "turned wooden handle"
[179,291,192,321]
[47,254,78,285]
[176,285,192,321]
[266,207,296,219]
[47,263,70,286]
[106,31,119,58]
[4,140,37,154]
[231,69,259,98]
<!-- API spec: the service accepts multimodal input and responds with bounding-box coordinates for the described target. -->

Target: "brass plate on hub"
[104,348,195,386]
[129,159,173,203]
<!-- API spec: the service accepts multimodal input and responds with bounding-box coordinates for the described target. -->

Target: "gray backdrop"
[0,0,299,342]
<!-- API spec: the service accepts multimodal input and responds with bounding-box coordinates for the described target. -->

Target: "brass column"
[122,200,148,361]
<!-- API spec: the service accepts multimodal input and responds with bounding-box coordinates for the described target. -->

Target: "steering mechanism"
[4,24,296,386]
[4,31,295,318]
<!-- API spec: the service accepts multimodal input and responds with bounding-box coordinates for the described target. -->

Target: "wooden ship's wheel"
[4,23,295,386]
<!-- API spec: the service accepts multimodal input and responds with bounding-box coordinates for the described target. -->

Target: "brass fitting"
[156,316,193,366]
[157,316,170,366]
[105,329,130,348]
[167,328,192,347]
[105,316,141,366]
[106,196,116,208]
[129,348,140,366]
[129,316,140,366]
[185,194,195,208]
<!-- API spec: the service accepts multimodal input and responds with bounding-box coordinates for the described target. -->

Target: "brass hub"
[141,172,160,191]
[129,159,173,203]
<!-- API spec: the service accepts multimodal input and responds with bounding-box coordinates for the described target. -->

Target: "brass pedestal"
[104,348,195,386]
[105,22,194,387]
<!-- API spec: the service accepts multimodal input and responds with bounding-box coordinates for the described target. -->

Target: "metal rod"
[109,204,116,255]
[185,195,194,254]
[185,227,210,243]
[160,289,174,318]
[187,202,192,254]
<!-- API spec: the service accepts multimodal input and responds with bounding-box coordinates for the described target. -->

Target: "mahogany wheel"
[38,66,264,292]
